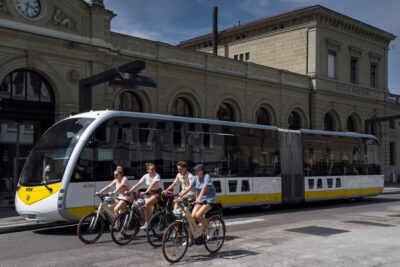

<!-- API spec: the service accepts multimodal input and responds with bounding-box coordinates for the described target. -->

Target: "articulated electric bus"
[15,111,383,222]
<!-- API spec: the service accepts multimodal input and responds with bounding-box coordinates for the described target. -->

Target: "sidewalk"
[0,208,64,234]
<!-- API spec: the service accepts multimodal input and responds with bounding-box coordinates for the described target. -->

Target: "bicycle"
[146,191,177,247]
[110,193,146,245]
[161,199,225,263]
[77,194,116,244]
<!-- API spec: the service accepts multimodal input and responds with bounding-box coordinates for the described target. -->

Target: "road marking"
[225,218,265,226]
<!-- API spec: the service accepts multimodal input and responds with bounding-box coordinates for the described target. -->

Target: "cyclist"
[179,164,217,244]
[95,166,132,216]
[163,161,195,204]
[126,162,161,230]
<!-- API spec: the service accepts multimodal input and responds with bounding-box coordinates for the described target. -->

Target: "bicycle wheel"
[147,211,169,248]
[111,211,140,245]
[77,212,104,244]
[204,215,225,254]
[162,221,188,263]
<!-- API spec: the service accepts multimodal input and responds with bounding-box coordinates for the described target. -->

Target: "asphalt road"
[2,194,400,267]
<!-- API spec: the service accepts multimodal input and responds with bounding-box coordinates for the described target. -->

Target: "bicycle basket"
[133,198,145,208]
[104,196,115,203]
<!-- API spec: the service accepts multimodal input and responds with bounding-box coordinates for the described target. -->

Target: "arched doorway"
[288,111,302,130]
[172,97,194,117]
[118,91,144,112]
[323,113,335,131]
[346,114,361,132]
[256,107,272,125]
[217,102,236,121]
[0,69,55,205]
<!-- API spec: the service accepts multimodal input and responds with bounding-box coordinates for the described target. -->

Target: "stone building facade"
[0,0,399,205]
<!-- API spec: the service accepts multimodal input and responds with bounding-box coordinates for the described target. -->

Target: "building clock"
[15,0,41,18]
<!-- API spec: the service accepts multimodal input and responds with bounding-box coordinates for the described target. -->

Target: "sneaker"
[182,238,193,247]
[206,227,215,241]
[140,222,148,230]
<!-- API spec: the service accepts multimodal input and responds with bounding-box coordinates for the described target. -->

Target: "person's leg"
[113,200,127,215]
[107,202,116,212]
[195,204,212,229]
[143,195,158,223]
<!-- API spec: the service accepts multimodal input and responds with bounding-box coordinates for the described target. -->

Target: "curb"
[382,189,400,195]
[0,222,71,235]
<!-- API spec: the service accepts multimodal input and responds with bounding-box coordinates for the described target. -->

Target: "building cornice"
[179,5,396,50]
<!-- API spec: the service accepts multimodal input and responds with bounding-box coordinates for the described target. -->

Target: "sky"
[103,0,400,94]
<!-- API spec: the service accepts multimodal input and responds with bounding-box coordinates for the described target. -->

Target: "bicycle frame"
[178,201,203,239]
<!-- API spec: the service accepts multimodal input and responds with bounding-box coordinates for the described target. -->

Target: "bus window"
[71,143,94,183]
[213,181,222,193]
[228,180,237,193]
[241,180,250,192]
[364,138,381,175]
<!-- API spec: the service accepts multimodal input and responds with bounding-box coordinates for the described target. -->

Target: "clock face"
[15,0,42,18]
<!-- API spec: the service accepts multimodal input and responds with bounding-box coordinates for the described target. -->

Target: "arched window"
[0,69,53,103]
[256,107,271,125]
[323,113,335,131]
[172,97,193,117]
[119,91,143,112]
[217,103,235,121]
[346,116,357,132]
[288,111,302,130]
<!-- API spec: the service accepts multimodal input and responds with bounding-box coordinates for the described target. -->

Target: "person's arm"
[97,180,115,195]
[164,176,178,192]
[127,176,144,194]
[179,175,195,198]
[196,175,210,203]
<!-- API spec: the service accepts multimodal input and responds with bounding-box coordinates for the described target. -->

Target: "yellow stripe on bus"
[17,182,61,205]
[305,187,383,200]
[217,193,282,205]
[66,206,97,217]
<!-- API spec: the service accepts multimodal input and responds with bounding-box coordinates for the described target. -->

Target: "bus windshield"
[19,118,94,186]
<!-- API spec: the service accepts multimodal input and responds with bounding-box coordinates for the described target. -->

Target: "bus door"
[279,130,304,204]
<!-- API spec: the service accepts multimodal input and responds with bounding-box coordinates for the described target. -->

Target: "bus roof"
[68,110,377,140]
[69,110,280,131]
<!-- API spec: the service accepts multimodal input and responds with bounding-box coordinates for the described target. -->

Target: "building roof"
[179,5,396,47]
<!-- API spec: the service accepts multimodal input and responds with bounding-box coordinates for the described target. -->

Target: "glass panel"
[213,181,222,193]
[19,118,94,186]
[241,180,250,192]
[308,179,314,189]
[12,71,26,100]
[40,83,51,103]
[327,178,333,188]
[228,180,237,192]
[26,72,41,101]
[317,179,322,189]
[336,178,342,188]
[0,74,11,98]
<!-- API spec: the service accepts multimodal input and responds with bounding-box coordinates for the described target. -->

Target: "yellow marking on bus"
[16,182,61,205]
[66,206,97,217]
[217,193,282,205]
[305,187,383,199]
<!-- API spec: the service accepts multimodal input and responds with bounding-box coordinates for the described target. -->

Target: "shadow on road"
[178,249,258,264]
